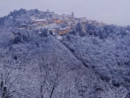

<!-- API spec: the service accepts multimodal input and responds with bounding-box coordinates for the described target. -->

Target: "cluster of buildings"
[17,10,107,35]
[30,11,87,35]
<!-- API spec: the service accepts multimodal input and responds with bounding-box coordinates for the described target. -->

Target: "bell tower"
[71,12,74,19]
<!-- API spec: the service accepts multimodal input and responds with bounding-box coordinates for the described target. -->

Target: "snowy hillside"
[0,9,130,98]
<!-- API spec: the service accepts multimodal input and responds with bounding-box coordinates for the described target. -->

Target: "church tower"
[47,9,49,12]
[71,12,74,19]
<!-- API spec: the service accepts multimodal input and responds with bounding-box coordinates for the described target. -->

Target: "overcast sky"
[0,0,130,26]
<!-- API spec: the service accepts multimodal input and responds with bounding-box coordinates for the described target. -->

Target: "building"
[54,20,62,24]
[33,19,47,24]
[58,27,71,35]
[71,12,74,19]
[42,23,59,29]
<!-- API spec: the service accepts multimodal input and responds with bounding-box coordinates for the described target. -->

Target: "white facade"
[42,23,59,29]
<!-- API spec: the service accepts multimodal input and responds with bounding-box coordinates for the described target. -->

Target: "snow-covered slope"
[0,9,130,98]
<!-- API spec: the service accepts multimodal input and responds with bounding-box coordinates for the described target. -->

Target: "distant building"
[47,9,49,12]
[52,14,56,19]
[33,19,47,24]
[71,12,74,19]
[67,21,73,26]
[58,27,71,35]
[54,20,61,24]
[81,17,87,22]
[42,23,59,29]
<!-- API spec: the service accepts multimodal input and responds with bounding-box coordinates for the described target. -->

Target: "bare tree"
[34,46,63,98]
[0,62,20,98]
[38,57,60,98]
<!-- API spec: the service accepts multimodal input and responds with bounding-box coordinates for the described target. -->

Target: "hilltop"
[0,9,130,98]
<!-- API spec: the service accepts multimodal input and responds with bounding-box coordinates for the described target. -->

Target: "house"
[80,17,87,22]
[54,20,61,24]
[33,19,47,24]
[58,27,71,35]
[42,23,59,29]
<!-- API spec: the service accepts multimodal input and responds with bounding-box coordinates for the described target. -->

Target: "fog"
[0,0,130,26]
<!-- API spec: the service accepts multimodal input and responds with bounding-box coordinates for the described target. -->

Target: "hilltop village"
[31,11,86,35]
[17,10,106,35]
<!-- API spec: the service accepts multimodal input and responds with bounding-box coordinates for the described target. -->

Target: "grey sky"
[0,0,130,26]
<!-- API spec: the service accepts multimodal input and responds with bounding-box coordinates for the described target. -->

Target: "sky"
[0,0,130,26]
